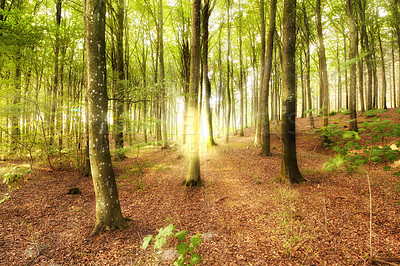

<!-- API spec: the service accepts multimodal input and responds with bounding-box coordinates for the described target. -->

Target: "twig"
[371,257,400,266]
[108,98,151,104]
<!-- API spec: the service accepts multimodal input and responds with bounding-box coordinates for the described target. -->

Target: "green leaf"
[342,131,354,139]
[190,234,202,247]
[142,235,153,250]
[353,132,361,141]
[154,236,167,250]
[158,224,176,237]
[175,230,188,241]
[383,166,391,171]
[176,242,188,255]
[191,253,202,265]
[174,259,184,266]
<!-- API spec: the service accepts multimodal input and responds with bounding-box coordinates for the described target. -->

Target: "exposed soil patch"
[1,110,400,265]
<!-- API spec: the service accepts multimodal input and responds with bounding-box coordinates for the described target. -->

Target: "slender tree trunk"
[344,33,349,110]
[278,0,305,184]
[316,0,329,127]
[202,0,217,146]
[302,4,314,128]
[11,52,21,151]
[225,0,231,144]
[260,0,276,156]
[85,0,127,235]
[50,0,62,148]
[255,0,265,146]
[348,0,358,131]
[238,0,244,137]
[184,0,201,187]
[114,0,125,154]
[394,0,400,107]
[392,33,396,107]
[337,40,342,110]
[159,0,168,148]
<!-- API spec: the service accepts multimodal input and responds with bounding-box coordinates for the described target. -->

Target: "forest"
[1,0,400,264]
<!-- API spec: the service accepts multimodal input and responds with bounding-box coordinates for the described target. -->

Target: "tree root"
[90,218,129,236]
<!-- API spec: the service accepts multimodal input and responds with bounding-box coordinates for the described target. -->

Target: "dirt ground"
[1,110,400,265]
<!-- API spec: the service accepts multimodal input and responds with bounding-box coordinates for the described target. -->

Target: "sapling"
[142,223,202,265]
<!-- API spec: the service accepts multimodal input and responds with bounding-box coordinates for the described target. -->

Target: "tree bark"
[159,0,168,148]
[302,4,314,128]
[184,0,201,187]
[278,0,305,184]
[260,0,277,156]
[255,0,265,146]
[202,0,217,146]
[348,0,358,132]
[114,0,125,154]
[316,0,329,127]
[85,0,127,235]
[238,0,244,137]
[225,0,231,144]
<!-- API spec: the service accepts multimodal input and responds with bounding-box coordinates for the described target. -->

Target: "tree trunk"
[202,0,217,146]
[278,0,305,184]
[238,0,244,137]
[260,0,276,156]
[159,0,168,148]
[114,0,125,154]
[50,0,62,148]
[255,0,265,146]
[225,0,231,144]
[85,0,127,235]
[348,0,358,131]
[392,32,396,107]
[393,0,400,107]
[316,0,329,127]
[303,4,314,128]
[184,0,201,187]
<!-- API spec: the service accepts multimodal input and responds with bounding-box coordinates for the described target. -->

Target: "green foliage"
[317,124,345,146]
[142,224,202,265]
[1,166,31,190]
[329,111,337,116]
[323,116,400,175]
[362,108,387,118]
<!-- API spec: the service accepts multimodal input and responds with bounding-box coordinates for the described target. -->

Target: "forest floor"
[1,109,400,265]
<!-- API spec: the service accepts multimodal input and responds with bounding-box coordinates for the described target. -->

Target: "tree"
[184,0,201,187]
[259,0,277,156]
[113,0,126,154]
[225,0,232,144]
[255,0,265,146]
[316,0,329,127]
[347,0,358,132]
[202,0,217,146]
[85,0,127,235]
[278,0,305,184]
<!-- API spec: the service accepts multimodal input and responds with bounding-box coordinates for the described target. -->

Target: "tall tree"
[202,0,217,146]
[278,0,305,184]
[316,0,329,127]
[85,0,127,235]
[302,3,314,128]
[184,0,201,187]
[377,29,387,109]
[392,0,400,107]
[259,0,277,156]
[159,0,168,148]
[114,0,126,153]
[238,0,244,137]
[225,0,232,144]
[348,0,358,131]
[255,0,265,146]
